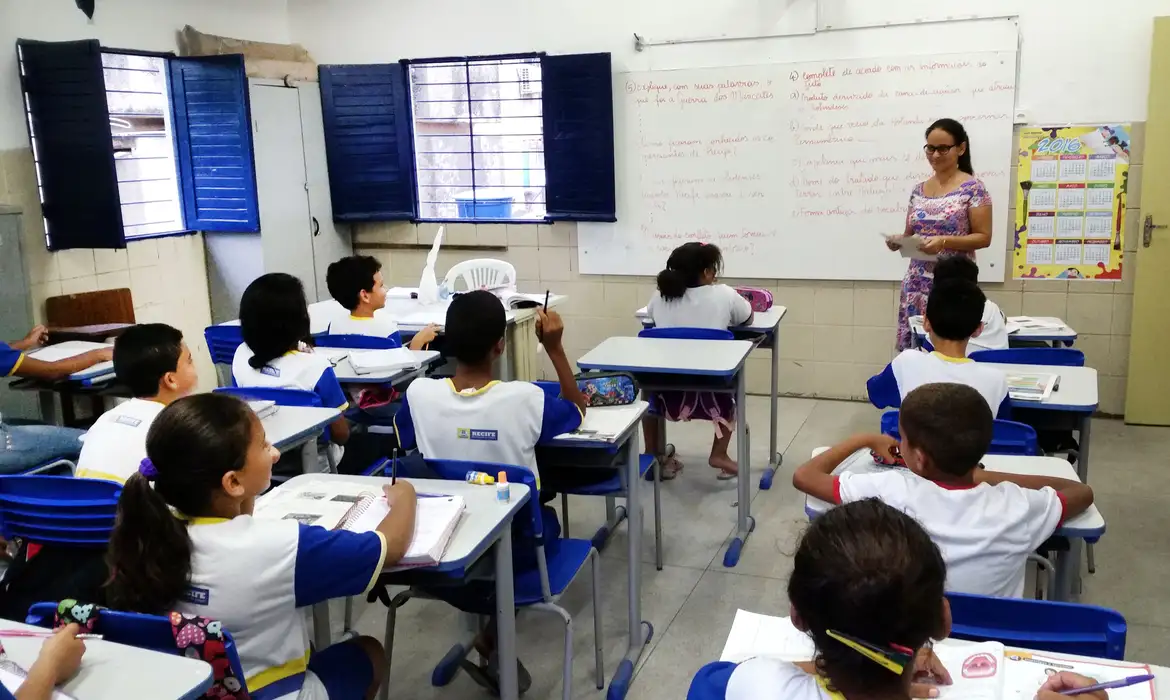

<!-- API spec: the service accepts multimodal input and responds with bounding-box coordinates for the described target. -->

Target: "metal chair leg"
[561,492,570,538]
[1087,543,1096,574]
[592,550,604,689]
[380,596,397,700]
[653,457,663,570]
[344,596,354,633]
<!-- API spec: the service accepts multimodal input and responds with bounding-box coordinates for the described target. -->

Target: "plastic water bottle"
[0,414,12,452]
[438,280,451,302]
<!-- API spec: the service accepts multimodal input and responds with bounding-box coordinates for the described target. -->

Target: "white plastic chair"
[443,259,517,292]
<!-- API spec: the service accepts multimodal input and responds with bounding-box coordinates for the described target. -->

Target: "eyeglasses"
[923,144,956,155]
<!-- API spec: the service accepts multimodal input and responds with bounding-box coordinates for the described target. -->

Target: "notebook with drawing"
[1003,650,1154,700]
[1006,373,1057,402]
[0,649,76,700]
[553,403,645,442]
[255,482,466,567]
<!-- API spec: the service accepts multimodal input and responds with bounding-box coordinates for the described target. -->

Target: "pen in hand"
[1058,674,1154,696]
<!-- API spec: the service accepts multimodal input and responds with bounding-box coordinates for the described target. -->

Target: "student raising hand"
[16,624,86,700]
[534,308,564,350]
[1037,672,1109,700]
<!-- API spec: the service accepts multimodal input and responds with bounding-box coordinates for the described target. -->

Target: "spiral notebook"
[255,482,466,566]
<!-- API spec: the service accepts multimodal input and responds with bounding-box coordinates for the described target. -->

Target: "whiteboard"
[579,51,1017,282]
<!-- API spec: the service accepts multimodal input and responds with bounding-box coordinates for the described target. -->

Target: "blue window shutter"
[319,63,417,222]
[17,39,124,250]
[541,53,616,223]
[170,55,260,233]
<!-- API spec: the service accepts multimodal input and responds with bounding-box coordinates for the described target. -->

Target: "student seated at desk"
[867,278,1010,417]
[724,499,1102,700]
[106,393,417,700]
[792,382,1094,598]
[76,324,198,484]
[0,325,111,473]
[643,241,753,480]
[933,255,1008,354]
[233,272,390,475]
[324,255,439,348]
[393,291,599,693]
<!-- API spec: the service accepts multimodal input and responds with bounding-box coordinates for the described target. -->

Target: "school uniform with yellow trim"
[232,345,349,411]
[867,349,1010,417]
[727,658,841,700]
[394,378,583,483]
[326,315,403,344]
[177,516,386,700]
[0,342,25,377]
[832,469,1065,598]
[75,398,165,484]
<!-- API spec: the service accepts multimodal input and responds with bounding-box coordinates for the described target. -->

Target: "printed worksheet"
[1003,650,1154,700]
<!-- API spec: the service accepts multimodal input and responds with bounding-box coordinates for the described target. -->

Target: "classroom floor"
[342,396,1170,700]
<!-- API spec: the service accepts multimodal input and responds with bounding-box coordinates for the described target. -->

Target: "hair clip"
[137,458,159,482]
[825,630,911,675]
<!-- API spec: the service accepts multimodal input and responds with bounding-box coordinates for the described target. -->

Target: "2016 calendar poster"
[1013,125,1130,280]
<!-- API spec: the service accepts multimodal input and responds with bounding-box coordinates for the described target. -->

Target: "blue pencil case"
[576,372,638,407]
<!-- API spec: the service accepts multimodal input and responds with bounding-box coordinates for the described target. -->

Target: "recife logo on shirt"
[183,586,210,606]
[457,427,499,441]
[260,366,281,377]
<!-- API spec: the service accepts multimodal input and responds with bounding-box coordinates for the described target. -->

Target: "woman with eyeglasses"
[886,118,993,350]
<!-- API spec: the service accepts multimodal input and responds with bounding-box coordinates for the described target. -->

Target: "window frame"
[405,51,547,225]
[16,41,259,250]
[100,47,193,241]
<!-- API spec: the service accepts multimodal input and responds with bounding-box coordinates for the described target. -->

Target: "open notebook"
[254,482,466,567]
[719,610,1154,700]
[0,659,76,699]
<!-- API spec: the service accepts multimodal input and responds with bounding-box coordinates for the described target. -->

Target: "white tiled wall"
[1,147,218,391]
[355,124,1144,416]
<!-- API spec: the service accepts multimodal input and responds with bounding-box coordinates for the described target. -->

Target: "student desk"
[260,406,341,475]
[910,315,1078,348]
[266,474,531,700]
[634,307,789,491]
[803,449,1105,602]
[996,364,1099,483]
[537,401,652,700]
[577,336,757,568]
[216,292,566,382]
[321,349,442,385]
[0,620,212,700]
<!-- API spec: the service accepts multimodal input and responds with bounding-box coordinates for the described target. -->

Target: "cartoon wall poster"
[1013,125,1130,280]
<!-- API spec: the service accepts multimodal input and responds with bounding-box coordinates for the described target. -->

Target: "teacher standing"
[887,118,993,350]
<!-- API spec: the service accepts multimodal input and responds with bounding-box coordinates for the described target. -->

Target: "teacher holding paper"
[887,118,993,350]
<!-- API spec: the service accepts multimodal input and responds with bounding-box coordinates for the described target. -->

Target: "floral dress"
[896,179,991,350]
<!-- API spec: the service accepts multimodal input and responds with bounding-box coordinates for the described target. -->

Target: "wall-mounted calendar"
[1013,124,1131,280]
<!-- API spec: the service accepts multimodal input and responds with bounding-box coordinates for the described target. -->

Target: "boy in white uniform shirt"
[793,382,1094,598]
[76,324,198,483]
[393,290,593,694]
[324,255,438,348]
[867,277,1010,417]
[933,255,1009,354]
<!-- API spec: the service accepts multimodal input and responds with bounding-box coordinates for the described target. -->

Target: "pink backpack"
[734,286,773,312]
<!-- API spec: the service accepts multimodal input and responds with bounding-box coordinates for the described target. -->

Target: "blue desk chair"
[947,592,1126,660]
[969,348,1086,367]
[686,661,737,700]
[880,410,1040,456]
[203,325,244,387]
[26,603,246,695]
[378,460,603,700]
[0,475,120,546]
[639,327,735,342]
[314,333,402,350]
[534,381,663,569]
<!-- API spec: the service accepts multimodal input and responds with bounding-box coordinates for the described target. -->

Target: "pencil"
[543,290,550,312]
[1059,674,1154,696]
[391,448,398,485]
